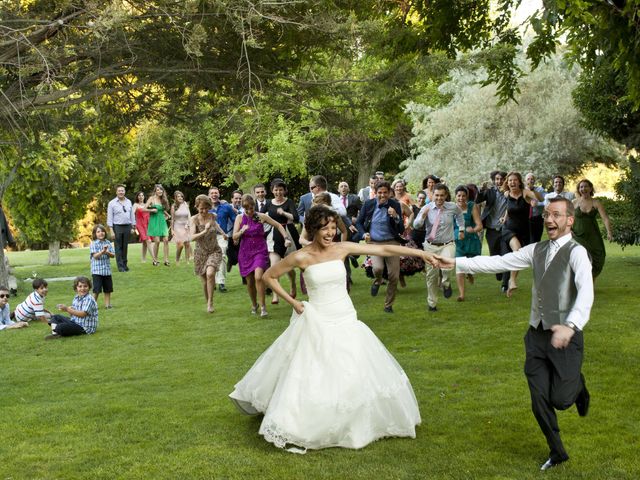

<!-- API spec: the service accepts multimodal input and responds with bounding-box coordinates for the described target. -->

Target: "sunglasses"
[0,293,9,299]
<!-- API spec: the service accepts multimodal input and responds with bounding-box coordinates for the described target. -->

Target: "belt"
[426,240,453,247]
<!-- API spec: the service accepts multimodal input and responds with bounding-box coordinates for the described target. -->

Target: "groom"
[436,197,593,471]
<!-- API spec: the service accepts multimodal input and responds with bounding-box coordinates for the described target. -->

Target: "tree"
[6,124,124,264]
[401,51,623,189]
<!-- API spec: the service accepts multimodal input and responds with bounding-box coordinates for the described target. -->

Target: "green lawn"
[1,242,639,479]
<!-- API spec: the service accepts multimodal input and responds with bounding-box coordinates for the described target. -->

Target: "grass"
[1,241,639,479]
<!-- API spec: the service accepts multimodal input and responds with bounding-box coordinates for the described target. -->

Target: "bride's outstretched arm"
[263,254,305,314]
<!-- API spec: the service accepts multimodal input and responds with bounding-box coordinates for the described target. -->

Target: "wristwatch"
[566,321,581,332]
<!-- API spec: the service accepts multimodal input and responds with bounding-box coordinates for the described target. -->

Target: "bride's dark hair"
[304,205,338,240]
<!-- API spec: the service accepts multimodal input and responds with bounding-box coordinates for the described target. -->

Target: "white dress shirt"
[456,233,593,330]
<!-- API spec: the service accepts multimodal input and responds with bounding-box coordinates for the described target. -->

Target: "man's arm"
[564,246,594,331]
[449,244,536,274]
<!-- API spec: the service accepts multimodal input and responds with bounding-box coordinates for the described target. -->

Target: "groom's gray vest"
[530,239,581,330]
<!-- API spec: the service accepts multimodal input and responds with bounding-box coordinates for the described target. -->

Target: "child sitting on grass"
[14,278,51,323]
[0,285,28,331]
[46,276,98,340]
[90,224,115,308]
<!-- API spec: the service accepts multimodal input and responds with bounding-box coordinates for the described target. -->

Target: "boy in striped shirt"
[46,276,98,340]
[90,224,115,308]
[14,278,51,322]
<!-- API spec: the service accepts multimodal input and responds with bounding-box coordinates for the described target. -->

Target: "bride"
[229,205,437,452]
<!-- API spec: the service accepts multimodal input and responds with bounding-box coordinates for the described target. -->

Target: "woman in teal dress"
[146,184,171,266]
[572,179,613,279]
[453,185,483,301]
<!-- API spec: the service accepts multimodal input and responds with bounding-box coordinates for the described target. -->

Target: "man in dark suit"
[475,170,508,287]
[356,180,405,313]
[436,197,593,471]
[253,183,270,213]
[338,181,362,237]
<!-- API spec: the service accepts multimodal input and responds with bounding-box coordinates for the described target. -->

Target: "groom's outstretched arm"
[443,245,536,275]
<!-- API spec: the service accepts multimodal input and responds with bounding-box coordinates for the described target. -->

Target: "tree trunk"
[48,240,61,265]
[0,242,8,288]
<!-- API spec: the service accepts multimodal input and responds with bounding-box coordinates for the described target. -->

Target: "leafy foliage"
[401,50,623,190]
[5,124,124,252]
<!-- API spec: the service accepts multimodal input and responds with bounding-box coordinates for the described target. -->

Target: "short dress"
[135,205,150,241]
[266,199,301,257]
[147,204,169,237]
[238,214,270,277]
[171,202,191,243]
[501,195,530,248]
[455,201,482,258]
[193,219,223,276]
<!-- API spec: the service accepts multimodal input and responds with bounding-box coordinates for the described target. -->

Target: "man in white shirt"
[435,197,593,471]
[544,175,575,205]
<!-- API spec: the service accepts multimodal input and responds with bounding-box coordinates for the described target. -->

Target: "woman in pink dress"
[133,191,152,262]
[170,190,192,265]
[232,195,291,317]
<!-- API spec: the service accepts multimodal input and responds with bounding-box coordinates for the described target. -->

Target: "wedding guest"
[46,276,98,339]
[572,179,613,278]
[146,184,171,266]
[171,190,192,265]
[475,170,508,285]
[89,224,115,309]
[14,278,51,323]
[253,184,270,213]
[0,285,28,331]
[190,195,225,313]
[133,191,152,262]
[227,190,244,272]
[357,175,378,203]
[544,175,575,204]
[500,172,540,296]
[453,186,482,302]
[421,174,440,203]
[525,173,546,243]
[356,180,405,313]
[266,179,301,304]
[413,184,464,312]
[408,191,428,247]
[233,195,290,317]
[106,184,135,272]
[208,187,235,292]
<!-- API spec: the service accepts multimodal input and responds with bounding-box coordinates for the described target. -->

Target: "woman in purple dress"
[233,195,291,317]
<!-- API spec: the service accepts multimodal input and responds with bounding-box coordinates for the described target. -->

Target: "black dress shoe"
[428,306,437,312]
[443,285,452,299]
[218,284,227,292]
[540,457,567,471]
[383,306,393,313]
[371,282,380,297]
[575,374,590,417]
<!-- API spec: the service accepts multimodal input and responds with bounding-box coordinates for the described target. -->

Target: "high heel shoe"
[164,261,170,266]
[152,261,159,266]
[260,307,268,318]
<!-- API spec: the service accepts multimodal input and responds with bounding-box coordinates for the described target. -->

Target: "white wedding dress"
[229,259,421,452]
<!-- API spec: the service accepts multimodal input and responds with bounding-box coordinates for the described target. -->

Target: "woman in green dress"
[453,185,483,301]
[572,179,613,279]
[146,184,171,266]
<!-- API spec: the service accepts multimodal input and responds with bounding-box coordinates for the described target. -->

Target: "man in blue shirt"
[356,180,405,313]
[208,187,235,292]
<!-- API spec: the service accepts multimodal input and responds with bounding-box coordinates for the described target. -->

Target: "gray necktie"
[545,241,558,269]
